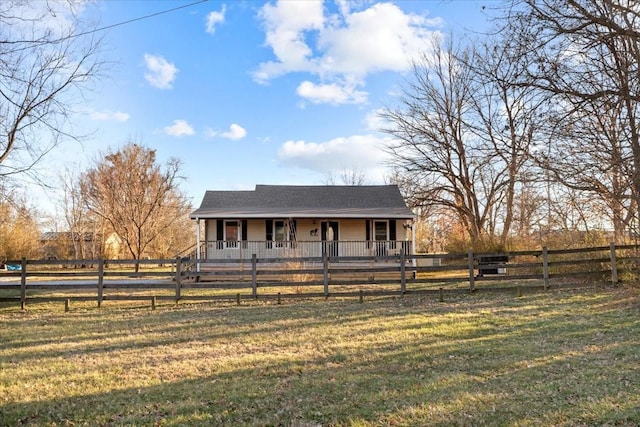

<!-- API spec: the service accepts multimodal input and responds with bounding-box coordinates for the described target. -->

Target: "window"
[266,220,296,248]
[374,221,388,241]
[274,220,285,247]
[225,220,239,248]
[265,219,286,248]
[374,221,388,256]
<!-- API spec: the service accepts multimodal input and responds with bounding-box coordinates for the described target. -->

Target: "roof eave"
[190,210,415,220]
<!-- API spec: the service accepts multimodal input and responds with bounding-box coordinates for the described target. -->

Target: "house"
[40,231,102,260]
[189,185,415,262]
[40,231,123,260]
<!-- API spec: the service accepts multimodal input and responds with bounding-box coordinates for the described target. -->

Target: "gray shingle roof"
[190,185,414,219]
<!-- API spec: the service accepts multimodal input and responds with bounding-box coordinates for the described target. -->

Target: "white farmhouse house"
[190,185,415,261]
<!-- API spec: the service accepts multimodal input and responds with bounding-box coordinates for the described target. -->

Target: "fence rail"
[1,243,637,310]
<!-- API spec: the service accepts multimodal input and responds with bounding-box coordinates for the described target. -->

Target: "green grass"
[1,286,639,426]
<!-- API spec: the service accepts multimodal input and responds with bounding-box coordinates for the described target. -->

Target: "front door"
[321,221,339,257]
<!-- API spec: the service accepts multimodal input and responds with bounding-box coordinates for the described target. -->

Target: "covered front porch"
[196,239,413,260]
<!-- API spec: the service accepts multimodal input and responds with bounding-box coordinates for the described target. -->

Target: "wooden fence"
[0,243,637,310]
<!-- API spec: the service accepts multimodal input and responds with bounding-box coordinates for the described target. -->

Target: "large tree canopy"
[81,143,192,268]
[504,0,640,241]
[381,36,540,249]
[383,1,640,247]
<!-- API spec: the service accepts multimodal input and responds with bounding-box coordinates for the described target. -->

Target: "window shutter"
[389,220,396,241]
[217,220,223,240]
[216,220,224,249]
[265,220,273,241]
[365,220,370,241]
[242,220,248,241]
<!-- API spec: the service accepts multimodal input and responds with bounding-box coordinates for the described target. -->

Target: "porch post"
[368,219,374,280]
[195,218,201,273]
[411,219,416,268]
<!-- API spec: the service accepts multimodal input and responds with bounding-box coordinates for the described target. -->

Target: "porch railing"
[197,240,412,260]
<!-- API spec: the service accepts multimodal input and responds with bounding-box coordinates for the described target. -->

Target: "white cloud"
[206,123,247,140]
[220,123,247,140]
[164,119,194,136]
[255,0,324,81]
[255,1,442,104]
[296,81,367,105]
[89,110,130,122]
[277,134,390,178]
[206,5,226,34]
[364,108,387,131]
[144,54,178,89]
[317,3,440,76]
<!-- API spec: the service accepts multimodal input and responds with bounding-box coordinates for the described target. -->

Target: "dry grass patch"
[0,286,639,426]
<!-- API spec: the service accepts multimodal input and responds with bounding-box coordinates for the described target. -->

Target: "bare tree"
[58,164,102,259]
[464,37,543,245]
[146,206,194,260]
[80,143,192,270]
[0,0,102,180]
[324,167,368,185]
[504,0,640,241]
[381,36,539,249]
[381,38,484,246]
[512,184,547,241]
[538,100,636,242]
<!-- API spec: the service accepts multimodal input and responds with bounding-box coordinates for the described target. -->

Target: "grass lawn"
[0,286,639,426]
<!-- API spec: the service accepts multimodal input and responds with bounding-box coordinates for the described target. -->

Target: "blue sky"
[43,0,492,212]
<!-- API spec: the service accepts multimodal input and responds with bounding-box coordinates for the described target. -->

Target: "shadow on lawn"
[0,301,414,362]
[2,339,639,426]
[1,288,639,426]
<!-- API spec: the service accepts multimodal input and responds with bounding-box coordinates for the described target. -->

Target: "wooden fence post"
[97,258,104,308]
[542,247,550,290]
[11,243,636,310]
[20,258,27,310]
[323,251,329,299]
[175,257,182,302]
[251,254,257,299]
[400,249,406,295]
[609,242,618,286]
[467,251,475,292]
